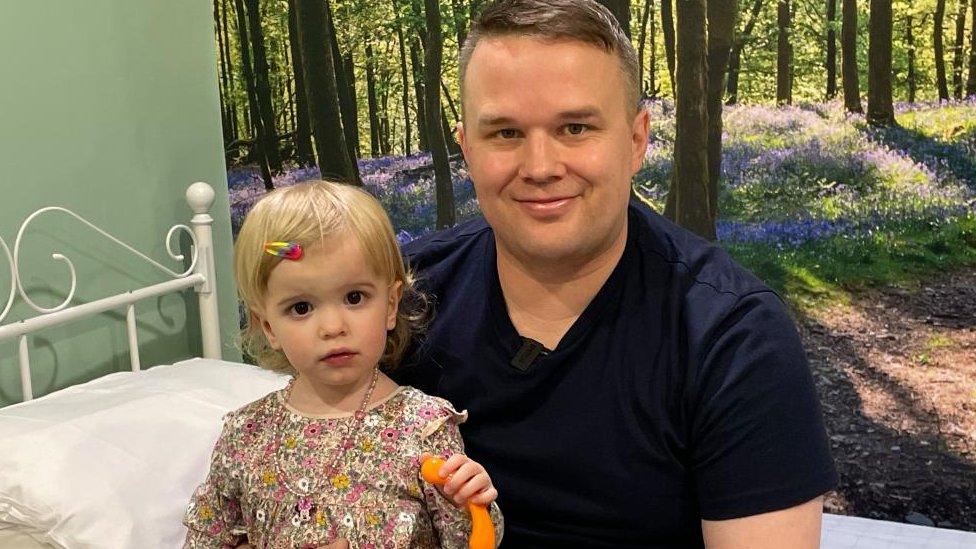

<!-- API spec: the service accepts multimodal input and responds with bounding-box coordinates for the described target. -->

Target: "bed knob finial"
[186,182,215,214]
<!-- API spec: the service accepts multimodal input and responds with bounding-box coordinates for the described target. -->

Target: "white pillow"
[0,358,288,549]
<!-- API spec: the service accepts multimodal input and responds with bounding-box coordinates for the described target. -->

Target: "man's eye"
[290,302,312,316]
[346,291,365,305]
[498,129,519,139]
[566,123,587,135]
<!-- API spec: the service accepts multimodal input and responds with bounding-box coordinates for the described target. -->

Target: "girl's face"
[256,233,401,393]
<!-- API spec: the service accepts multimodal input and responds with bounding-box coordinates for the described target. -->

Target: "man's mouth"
[516,196,576,215]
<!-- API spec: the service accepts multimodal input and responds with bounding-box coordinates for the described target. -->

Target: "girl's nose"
[317,311,348,339]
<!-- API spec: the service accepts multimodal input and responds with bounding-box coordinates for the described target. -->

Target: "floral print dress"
[183,385,503,548]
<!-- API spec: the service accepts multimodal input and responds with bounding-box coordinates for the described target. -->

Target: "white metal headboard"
[0,182,222,401]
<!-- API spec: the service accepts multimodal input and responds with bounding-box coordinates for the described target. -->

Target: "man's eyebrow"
[477,108,602,127]
[556,107,601,120]
[477,114,517,127]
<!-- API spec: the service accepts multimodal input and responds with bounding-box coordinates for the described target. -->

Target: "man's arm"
[702,496,823,549]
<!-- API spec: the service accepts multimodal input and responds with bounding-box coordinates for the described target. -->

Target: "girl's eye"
[290,302,312,316]
[566,123,587,135]
[346,291,365,305]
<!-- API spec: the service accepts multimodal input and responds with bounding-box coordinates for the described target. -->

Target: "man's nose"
[519,132,564,183]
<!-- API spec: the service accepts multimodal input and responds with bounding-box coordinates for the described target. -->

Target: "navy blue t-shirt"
[395,203,837,548]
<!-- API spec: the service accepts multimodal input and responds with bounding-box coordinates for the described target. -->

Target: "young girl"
[184,181,503,548]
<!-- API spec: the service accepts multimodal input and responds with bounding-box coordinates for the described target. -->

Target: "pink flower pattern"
[182,386,503,548]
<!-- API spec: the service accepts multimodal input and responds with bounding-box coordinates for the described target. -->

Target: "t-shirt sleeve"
[690,290,837,520]
[418,404,504,549]
[183,415,249,548]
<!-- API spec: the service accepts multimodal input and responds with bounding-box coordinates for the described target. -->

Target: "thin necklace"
[272,366,379,498]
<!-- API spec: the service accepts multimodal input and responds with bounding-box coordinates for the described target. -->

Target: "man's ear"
[387,281,404,331]
[456,121,469,159]
[630,107,651,173]
[255,310,282,350]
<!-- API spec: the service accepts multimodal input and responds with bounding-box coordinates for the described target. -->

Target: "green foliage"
[728,213,976,308]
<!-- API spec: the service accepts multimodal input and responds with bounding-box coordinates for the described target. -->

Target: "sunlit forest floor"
[228,99,976,530]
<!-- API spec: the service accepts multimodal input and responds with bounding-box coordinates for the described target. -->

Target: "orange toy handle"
[421,456,496,549]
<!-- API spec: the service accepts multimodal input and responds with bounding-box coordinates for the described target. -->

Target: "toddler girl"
[184,181,503,548]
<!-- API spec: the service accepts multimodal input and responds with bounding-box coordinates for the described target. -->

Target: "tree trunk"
[440,80,460,122]
[967,0,976,96]
[666,0,714,239]
[410,41,430,151]
[637,0,653,96]
[220,0,239,143]
[215,0,232,146]
[597,1,631,38]
[325,0,360,168]
[423,0,456,228]
[726,0,763,105]
[661,0,677,97]
[650,0,658,97]
[777,0,793,105]
[293,0,360,184]
[380,84,392,155]
[287,0,315,166]
[234,0,273,189]
[907,15,917,103]
[366,42,382,157]
[342,53,361,157]
[706,0,737,226]
[867,0,896,125]
[452,0,468,49]
[245,0,283,175]
[953,0,967,98]
[282,29,296,143]
[936,0,950,100]
[393,0,413,154]
[842,0,863,112]
[441,107,461,155]
[827,0,838,99]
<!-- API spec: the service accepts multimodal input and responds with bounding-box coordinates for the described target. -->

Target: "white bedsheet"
[0,358,288,549]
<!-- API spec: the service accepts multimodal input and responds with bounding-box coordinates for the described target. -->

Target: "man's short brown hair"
[459,0,640,117]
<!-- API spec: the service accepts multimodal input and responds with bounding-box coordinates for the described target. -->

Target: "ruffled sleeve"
[418,402,504,549]
[183,413,249,548]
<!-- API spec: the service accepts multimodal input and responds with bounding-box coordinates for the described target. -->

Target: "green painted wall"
[0,1,241,405]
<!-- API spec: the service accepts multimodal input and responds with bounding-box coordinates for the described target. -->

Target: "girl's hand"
[421,452,498,508]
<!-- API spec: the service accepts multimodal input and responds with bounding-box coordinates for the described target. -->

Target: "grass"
[726,213,976,310]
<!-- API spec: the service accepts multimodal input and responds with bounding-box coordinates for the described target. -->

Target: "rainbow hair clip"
[264,241,304,261]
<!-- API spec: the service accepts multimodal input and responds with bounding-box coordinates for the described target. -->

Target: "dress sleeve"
[690,291,838,520]
[418,404,504,549]
[183,415,249,548]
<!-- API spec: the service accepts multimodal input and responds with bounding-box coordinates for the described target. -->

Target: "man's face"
[459,35,649,265]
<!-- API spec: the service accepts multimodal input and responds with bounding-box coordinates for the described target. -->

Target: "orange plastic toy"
[420,456,496,549]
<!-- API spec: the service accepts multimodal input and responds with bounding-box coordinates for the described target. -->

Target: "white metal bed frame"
[0,182,223,401]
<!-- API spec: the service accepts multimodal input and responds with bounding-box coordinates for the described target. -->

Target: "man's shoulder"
[629,201,770,302]
[401,216,492,284]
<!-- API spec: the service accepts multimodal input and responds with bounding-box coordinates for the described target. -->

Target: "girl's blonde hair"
[234,180,426,374]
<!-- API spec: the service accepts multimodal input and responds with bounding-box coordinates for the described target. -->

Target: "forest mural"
[213,0,976,530]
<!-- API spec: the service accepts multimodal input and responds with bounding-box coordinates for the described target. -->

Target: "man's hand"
[421,452,498,508]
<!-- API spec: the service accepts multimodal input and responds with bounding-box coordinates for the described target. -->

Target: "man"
[395,1,837,547]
